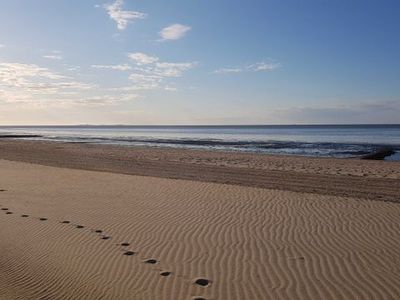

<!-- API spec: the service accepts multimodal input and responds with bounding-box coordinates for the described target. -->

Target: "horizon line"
[1,123,400,127]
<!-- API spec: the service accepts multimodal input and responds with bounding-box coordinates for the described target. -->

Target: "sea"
[1,125,400,161]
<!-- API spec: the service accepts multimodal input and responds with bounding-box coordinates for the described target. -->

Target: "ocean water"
[1,125,400,160]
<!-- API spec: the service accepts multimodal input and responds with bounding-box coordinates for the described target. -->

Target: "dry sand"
[1,141,400,299]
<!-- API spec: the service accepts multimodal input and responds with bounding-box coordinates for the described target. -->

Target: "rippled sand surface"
[1,159,400,300]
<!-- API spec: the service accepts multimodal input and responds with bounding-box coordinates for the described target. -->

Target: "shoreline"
[1,135,399,161]
[1,139,399,202]
[1,124,400,161]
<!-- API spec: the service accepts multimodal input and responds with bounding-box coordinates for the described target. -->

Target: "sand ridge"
[1,160,400,299]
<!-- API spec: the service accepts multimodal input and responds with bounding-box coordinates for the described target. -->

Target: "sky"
[0,0,399,125]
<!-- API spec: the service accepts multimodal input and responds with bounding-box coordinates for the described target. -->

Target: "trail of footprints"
[0,202,211,300]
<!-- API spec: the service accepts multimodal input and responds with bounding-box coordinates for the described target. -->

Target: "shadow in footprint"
[6,212,13,215]
[144,259,157,264]
[0,189,6,192]
[39,218,48,221]
[101,235,111,240]
[94,230,103,233]
[123,251,136,256]
[160,271,171,277]
[121,242,130,246]
[61,221,71,224]
[194,278,211,287]
[1,208,9,211]
[192,297,207,300]
[76,225,84,229]
[21,215,29,218]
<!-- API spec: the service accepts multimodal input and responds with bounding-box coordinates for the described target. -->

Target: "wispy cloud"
[251,62,280,71]
[126,52,196,90]
[0,44,5,48]
[68,93,139,106]
[0,60,143,107]
[0,62,94,105]
[66,66,81,72]
[214,61,280,74]
[42,50,63,60]
[164,86,178,92]
[91,64,132,71]
[152,62,196,77]
[213,67,242,74]
[159,24,191,41]
[0,91,138,107]
[127,73,162,90]
[128,53,159,65]
[43,54,63,60]
[0,62,67,83]
[0,49,194,107]
[104,0,146,30]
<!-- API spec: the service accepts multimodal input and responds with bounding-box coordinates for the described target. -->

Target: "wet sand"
[1,140,400,299]
[0,140,399,202]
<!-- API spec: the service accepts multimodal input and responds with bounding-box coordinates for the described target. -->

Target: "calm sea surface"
[1,125,400,160]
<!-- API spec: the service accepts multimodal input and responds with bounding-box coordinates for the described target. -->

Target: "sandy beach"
[2,0,400,298]
[1,140,400,299]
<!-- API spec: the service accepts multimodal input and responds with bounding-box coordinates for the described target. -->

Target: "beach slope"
[1,158,400,299]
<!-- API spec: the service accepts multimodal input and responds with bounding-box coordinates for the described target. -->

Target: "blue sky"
[0,0,399,125]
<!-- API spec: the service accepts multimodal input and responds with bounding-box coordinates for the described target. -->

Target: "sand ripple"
[1,160,400,299]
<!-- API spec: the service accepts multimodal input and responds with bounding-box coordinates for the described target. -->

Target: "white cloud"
[0,90,138,107]
[153,62,196,77]
[128,52,159,65]
[159,24,191,41]
[68,93,139,106]
[128,73,162,90]
[164,86,178,92]
[250,62,280,72]
[91,64,132,71]
[104,0,147,30]
[214,68,242,74]
[0,60,147,107]
[0,62,95,106]
[0,62,67,84]
[214,61,280,74]
[0,89,31,104]
[126,52,196,90]
[66,66,81,72]
[43,54,63,60]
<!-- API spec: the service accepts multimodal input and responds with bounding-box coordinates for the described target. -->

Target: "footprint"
[160,271,171,277]
[192,297,206,300]
[120,242,130,246]
[143,259,157,264]
[76,225,84,229]
[193,278,211,287]
[21,215,29,218]
[39,218,48,221]
[6,211,13,215]
[1,208,9,211]
[94,230,103,233]
[123,251,136,256]
[101,235,111,240]
[0,189,6,192]
[61,221,71,224]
